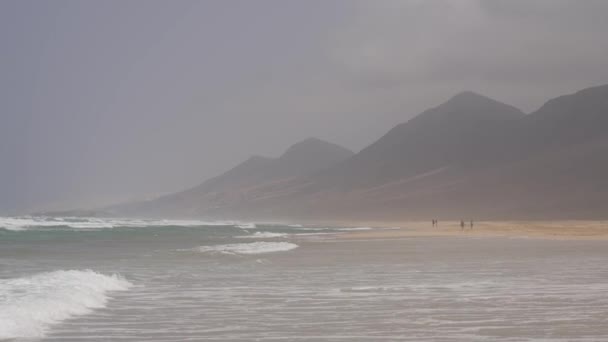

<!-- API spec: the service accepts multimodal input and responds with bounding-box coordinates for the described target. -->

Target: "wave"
[192,242,298,255]
[289,227,328,231]
[0,216,240,231]
[339,286,401,293]
[336,227,373,231]
[235,223,257,229]
[286,226,371,232]
[0,269,132,339]
[237,232,288,239]
[289,232,337,236]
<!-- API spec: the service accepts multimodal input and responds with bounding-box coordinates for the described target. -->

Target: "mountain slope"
[303,84,608,220]
[113,84,608,220]
[113,138,354,217]
[193,137,353,193]
[308,91,525,190]
[221,85,608,220]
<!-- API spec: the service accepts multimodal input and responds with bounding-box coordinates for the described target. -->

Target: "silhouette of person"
[470,220,474,229]
[460,220,465,230]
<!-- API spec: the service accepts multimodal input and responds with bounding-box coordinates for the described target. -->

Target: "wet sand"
[334,221,608,240]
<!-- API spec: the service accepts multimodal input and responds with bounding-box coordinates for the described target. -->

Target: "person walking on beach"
[470,220,474,229]
[460,220,465,231]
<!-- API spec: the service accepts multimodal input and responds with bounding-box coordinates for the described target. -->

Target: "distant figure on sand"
[460,220,465,230]
[470,220,474,229]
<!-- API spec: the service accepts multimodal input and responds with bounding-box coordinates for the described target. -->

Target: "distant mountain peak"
[280,138,354,160]
[443,91,518,110]
[236,155,273,169]
[450,90,486,100]
[294,137,326,145]
[427,90,524,120]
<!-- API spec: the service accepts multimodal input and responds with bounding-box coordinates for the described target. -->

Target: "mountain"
[311,91,525,190]
[113,84,608,221]
[113,138,354,217]
[293,84,608,220]
[206,85,608,221]
[190,137,353,193]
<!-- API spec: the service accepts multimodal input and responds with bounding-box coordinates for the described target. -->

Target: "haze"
[2,0,608,214]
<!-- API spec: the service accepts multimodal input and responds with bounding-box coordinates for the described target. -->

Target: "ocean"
[2,216,608,341]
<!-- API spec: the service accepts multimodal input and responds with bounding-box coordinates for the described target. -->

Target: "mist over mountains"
[111,84,608,221]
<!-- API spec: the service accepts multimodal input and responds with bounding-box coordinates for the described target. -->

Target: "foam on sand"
[193,242,298,255]
[0,270,132,339]
[336,227,373,231]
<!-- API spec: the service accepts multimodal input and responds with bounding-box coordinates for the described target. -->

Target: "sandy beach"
[334,220,608,240]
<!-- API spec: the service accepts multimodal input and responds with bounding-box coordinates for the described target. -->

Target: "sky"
[1,0,607,214]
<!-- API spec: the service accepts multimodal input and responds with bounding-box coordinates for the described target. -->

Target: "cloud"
[330,0,608,89]
[2,1,608,213]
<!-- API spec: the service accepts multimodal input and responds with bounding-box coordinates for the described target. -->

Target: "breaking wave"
[0,270,132,339]
[0,216,243,231]
[237,232,288,239]
[235,223,257,229]
[192,242,298,255]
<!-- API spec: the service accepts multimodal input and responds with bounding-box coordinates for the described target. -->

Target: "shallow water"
[2,217,608,341]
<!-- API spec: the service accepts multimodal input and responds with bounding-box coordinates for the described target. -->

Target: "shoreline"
[320,220,608,240]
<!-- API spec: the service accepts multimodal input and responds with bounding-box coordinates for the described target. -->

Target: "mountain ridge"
[111,84,608,220]
[112,137,354,218]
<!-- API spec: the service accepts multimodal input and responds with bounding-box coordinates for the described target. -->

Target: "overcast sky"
[1,0,607,213]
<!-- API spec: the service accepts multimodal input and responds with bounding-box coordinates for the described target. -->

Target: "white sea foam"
[290,232,338,236]
[339,286,402,293]
[0,270,132,339]
[193,242,298,255]
[237,232,288,239]
[0,216,240,231]
[235,223,257,229]
[336,227,373,231]
[287,226,372,232]
[290,227,328,231]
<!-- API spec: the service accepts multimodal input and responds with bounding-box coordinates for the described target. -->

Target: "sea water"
[2,216,608,341]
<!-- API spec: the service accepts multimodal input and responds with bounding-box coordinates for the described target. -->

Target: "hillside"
[113,84,608,221]
[113,138,354,217]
